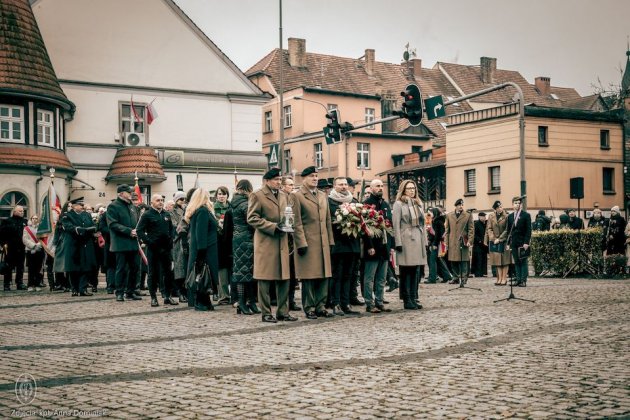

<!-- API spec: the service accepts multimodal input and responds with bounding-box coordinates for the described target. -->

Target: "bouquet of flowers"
[217,214,225,234]
[333,203,392,238]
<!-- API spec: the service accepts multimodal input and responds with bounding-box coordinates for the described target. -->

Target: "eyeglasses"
[404,186,416,190]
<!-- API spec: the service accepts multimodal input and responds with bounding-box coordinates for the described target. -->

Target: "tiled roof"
[0,145,75,171]
[0,0,73,110]
[106,147,166,182]
[562,94,605,111]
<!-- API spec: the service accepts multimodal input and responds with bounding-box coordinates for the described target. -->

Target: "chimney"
[480,56,497,84]
[535,77,551,96]
[288,38,306,68]
[365,49,375,76]
[411,58,422,79]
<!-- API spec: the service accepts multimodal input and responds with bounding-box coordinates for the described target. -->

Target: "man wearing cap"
[506,196,532,287]
[137,194,177,307]
[292,166,335,319]
[317,178,333,195]
[471,212,488,277]
[169,191,188,302]
[60,198,97,296]
[247,168,297,323]
[444,198,474,284]
[107,184,142,302]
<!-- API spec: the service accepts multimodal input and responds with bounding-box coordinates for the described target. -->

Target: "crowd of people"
[1,167,628,321]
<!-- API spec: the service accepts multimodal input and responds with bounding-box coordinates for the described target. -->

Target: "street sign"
[425,95,446,120]
[268,144,279,166]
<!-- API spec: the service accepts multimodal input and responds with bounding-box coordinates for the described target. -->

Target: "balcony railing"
[447,102,519,126]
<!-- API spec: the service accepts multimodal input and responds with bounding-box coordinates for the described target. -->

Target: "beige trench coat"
[392,200,427,266]
[247,185,291,281]
[486,210,512,266]
[292,185,334,280]
[444,211,474,262]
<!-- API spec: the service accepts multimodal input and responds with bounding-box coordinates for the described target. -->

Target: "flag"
[134,172,143,204]
[130,95,141,123]
[146,100,158,125]
[194,169,201,189]
[37,182,60,238]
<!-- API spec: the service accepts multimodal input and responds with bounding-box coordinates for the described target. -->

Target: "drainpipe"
[34,165,45,216]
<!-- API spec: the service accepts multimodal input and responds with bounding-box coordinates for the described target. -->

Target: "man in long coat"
[445,198,475,284]
[61,197,97,296]
[292,166,335,319]
[248,167,297,323]
[471,212,488,277]
[1,206,27,290]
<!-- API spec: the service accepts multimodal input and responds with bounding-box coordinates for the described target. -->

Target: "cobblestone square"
[0,277,628,419]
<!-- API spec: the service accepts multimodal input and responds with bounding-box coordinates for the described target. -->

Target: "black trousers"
[331,253,357,307]
[472,245,488,277]
[69,271,88,293]
[3,253,25,288]
[399,265,419,304]
[146,247,173,298]
[114,251,140,296]
[26,250,45,288]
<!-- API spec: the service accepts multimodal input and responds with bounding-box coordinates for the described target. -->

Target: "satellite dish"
[127,133,140,146]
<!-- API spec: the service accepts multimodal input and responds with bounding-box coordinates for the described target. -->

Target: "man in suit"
[292,166,335,320]
[507,196,532,287]
[444,198,474,284]
[247,167,297,323]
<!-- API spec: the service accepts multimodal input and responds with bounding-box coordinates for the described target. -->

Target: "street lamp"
[294,96,333,179]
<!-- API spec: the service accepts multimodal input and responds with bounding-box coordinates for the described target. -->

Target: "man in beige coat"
[444,198,475,284]
[247,168,297,323]
[292,166,335,319]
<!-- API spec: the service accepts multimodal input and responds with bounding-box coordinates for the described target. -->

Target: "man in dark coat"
[506,196,532,287]
[1,205,27,290]
[471,212,488,277]
[60,198,97,296]
[98,206,116,293]
[137,194,177,307]
[606,205,626,255]
[106,184,142,302]
[532,210,551,231]
[328,177,361,315]
[567,209,584,230]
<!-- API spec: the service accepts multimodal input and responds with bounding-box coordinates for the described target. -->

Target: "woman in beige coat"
[392,180,427,310]
[487,200,511,285]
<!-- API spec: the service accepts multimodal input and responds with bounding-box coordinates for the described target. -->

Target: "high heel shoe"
[248,302,261,314]
[237,303,253,315]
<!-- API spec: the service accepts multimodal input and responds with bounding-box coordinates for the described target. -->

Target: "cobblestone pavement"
[0,277,628,419]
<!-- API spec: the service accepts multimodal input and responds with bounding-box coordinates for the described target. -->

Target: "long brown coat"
[486,210,512,266]
[444,211,474,262]
[292,185,334,280]
[247,185,291,281]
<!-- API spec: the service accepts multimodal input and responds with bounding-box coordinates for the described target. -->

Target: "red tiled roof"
[0,0,73,110]
[0,145,75,171]
[562,94,605,111]
[106,147,165,181]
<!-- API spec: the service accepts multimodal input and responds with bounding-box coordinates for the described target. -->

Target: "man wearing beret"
[247,167,297,322]
[106,184,142,302]
[507,196,531,287]
[292,166,335,319]
[444,198,474,284]
[60,198,97,296]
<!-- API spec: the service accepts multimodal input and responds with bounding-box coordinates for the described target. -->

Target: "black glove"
[395,246,403,253]
[275,227,286,236]
[297,247,307,256]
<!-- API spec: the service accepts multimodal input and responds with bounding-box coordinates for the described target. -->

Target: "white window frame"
[489,166,500,192]
[365,108,375,130]
[357,142,370,169]
[120,103,145,134]
[264,111,273,132]
[283,105,292,128]
[37,109,54,147]
[314,143,323,169]
[0,105,25,143]
[465,169,476,194]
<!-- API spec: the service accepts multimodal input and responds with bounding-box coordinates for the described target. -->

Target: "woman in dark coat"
[213,186,232,304]
[185,188,219,311]
[223,180,257,315]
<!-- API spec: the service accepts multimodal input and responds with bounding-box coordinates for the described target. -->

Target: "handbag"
[186,262,215,295]
[489,241,505,253]
[517,246,531,260]
[0,249,8,276]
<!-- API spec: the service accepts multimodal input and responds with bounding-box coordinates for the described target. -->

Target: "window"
[37,110,54,147]
[365,108,375,130]
[393,156,405,167]
[121,103,145,133]
[0,191,28,220]
[264,111,273,132]
[357,143,370,168]
[0,105,24,142]
[411,145,423,153]
[283,105,292,128]
[489,166,500,192]
[603,167,615,193]
[464,169,476,195]
[314,143,323,168]
[327,104,337,112]
[283,149,291,173]
[600,130,610,149]
[538,126,548,146]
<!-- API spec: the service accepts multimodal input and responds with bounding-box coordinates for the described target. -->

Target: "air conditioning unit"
[123,132,146,147]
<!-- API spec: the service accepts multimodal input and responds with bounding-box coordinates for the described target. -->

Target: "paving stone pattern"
[0,278,628,419]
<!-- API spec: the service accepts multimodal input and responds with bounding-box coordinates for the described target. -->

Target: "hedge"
[530,227,627,278]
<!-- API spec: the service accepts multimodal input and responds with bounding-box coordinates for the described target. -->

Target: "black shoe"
[105,288,114,294]
[135,289,148,296]
[80,290,93,296]
[517,281,527,287]
[164,297,178,305]
[382,300,390,304]
[376,305,392,313]
[91,287,98,293]
[63,287,71,292]
[341,306,360,315]
[366,306,381,313]
[237,303,253,315]
[289,303,302,311]
[333,305,345,316]
[179,295,188,303]
[424,280,437,284]
[440,278,450,283]
[126,293,142,301]
[404,302,418,310]
[349,298,365,306]
[277,314,298,321]
[305,311,318,320]
[248,302,261,314]
[3,286,10,291]
[151,298,159,307]
[71,291,79,297]
[116,295,124,302]
[316,310,334,318]
[194,303,210,311]
[17,284,27,291]
[262,314,277,323]
[448,279,460,284]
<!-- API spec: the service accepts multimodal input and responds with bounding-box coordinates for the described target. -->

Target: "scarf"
[329,189,353,204]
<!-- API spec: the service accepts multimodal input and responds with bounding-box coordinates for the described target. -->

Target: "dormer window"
[0,105,24,143]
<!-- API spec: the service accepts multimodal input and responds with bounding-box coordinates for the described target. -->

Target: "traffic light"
[401,83,423,126]
[324,108,342,144]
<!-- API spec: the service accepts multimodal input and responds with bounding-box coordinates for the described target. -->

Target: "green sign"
[425,95,446,120]
[268,144,279,166]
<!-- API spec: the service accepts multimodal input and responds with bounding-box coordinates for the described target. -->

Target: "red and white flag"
[134,171,143,204]
[146,100,158,125]
[130,95,141,123]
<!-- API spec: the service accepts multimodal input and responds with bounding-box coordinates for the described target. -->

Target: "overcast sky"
[175,0,629,96]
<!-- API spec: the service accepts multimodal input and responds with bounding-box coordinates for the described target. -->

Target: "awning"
[0,145,76,173]
[378,158,446,176]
